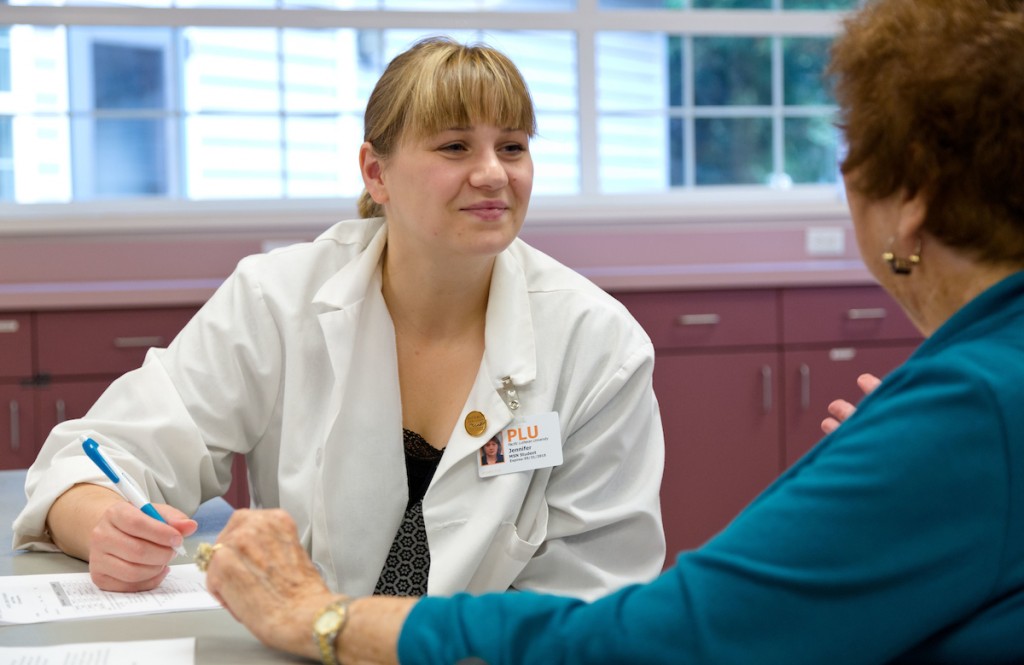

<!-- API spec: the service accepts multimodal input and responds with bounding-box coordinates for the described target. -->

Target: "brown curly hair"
[829,0,1024,265]
[357,37,536,219]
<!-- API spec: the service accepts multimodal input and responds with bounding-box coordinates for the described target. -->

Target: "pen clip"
[82,437,121,484]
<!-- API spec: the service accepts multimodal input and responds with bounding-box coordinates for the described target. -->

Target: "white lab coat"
[14,218,665,600]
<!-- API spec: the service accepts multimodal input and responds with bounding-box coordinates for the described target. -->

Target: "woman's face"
[366,122,533,262]
[484,439,499,457]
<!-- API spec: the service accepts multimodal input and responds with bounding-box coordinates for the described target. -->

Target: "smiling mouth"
[461,203,512,221]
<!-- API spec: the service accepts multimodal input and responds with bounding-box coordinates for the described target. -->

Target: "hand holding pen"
[82,436,188,557]
[45,434,198,592]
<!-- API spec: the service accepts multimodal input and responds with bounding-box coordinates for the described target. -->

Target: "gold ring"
[194,542,224,573]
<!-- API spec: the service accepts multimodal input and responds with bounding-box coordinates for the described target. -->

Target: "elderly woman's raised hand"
[202,509,340,660]
[821,373,881,435]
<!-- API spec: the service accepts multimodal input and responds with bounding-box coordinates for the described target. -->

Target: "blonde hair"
[357,37,537,219]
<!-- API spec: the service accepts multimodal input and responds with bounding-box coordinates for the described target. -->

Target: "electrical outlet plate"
[805,227,846,256]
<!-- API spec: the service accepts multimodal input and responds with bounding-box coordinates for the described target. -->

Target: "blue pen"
[81,435,187,557]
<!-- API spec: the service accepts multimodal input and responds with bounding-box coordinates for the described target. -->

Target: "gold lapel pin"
[464,411,487,436]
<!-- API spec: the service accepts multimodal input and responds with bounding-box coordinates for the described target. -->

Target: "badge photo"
[479,434,505,467]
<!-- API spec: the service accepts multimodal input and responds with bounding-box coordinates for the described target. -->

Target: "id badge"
[478,411,563,477]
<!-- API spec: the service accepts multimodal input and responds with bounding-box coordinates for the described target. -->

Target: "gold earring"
[882,238,921,275]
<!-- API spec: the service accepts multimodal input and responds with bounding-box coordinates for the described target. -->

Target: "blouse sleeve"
[399,356,1015,665]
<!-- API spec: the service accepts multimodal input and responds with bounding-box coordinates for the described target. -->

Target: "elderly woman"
[204,1,1024,663]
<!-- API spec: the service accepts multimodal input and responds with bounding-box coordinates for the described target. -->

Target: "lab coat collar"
[483,243,537,391]
[312,219,538,392]
[309,218,540,461]
[311,218,388,310]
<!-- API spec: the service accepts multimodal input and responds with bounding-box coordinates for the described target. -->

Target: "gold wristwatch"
[313,597,355,665]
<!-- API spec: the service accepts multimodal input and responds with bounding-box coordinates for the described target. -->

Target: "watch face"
[315,609,343,634]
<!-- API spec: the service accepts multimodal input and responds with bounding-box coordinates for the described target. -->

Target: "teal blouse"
[398,270,1024,665]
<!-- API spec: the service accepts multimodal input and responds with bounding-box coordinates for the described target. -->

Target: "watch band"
[313,597,356,665]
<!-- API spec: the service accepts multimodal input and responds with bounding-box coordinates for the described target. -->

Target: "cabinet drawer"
[0,384,37,469]
[0,313,33,379]
[781,286,921,345]
[36,307,198,376]
[616,289,779,350]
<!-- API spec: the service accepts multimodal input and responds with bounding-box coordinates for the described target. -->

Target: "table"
[0,469,305,663]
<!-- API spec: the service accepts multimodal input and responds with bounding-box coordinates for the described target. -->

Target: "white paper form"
[0,637,195,665]
[0,565,220,625]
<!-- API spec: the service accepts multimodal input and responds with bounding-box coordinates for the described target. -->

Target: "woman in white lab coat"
[13,37,666,600]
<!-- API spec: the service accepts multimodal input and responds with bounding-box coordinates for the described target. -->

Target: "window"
[0,24,10,92]
[69,27,175,198]
[0,115,12,200]
[0,0,862,220]
[1,25,12,199]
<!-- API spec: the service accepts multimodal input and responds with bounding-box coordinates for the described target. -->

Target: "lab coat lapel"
[434,247,537,476]
[484,245,537,387]
[311,222,389,446]
[310,225,407,595]
[424,247,542,592]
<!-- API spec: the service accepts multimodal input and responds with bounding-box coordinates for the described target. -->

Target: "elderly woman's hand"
[203,509,341,660]
[821,373,881,434]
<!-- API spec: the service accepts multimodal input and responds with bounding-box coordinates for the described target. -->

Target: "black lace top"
[373,429,444,596]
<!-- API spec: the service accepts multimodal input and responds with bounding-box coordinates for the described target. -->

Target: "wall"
[1,204,873,311]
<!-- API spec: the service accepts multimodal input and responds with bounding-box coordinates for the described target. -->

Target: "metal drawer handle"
[0,320,20,334]
[800,363,811,411]
[9,400,19,451]
[761,365,773,413]
[677,313,721,326]
[846,308,886,320]
[114,336,164,349]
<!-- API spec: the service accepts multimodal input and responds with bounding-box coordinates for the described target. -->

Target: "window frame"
[0,1,855,236]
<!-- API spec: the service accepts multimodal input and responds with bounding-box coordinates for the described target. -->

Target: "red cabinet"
[3,308,202,469]
[35,308,196,377]
[32,307,199,454]
[782,344,919,465]
[655,351,781,558]
[0,314,32,377]
[0,384,37,470]
[1,313,37,469]
[616,285,922,560]
[228,454,251,508]
[620,289,778,349]
[617,289,783,556]
[32,307,249,506]
[33,380,112,450]
[0,306,252,507]
[780,287,922,465]
[780,286,920,346]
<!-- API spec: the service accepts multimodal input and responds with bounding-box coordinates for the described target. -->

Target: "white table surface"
[0,469,306,663]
